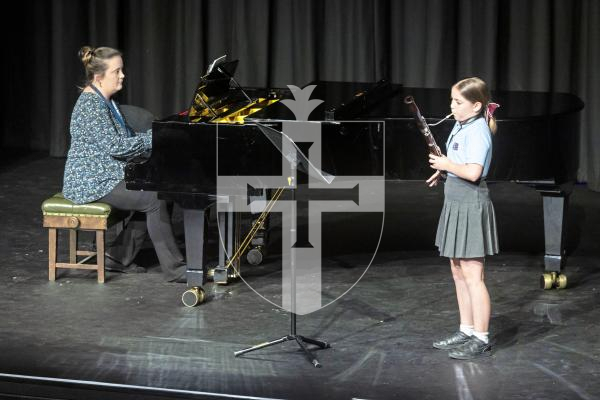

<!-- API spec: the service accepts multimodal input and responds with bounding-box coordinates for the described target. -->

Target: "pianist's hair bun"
[79,46,96,67]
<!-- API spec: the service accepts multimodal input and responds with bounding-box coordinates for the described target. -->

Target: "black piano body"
[125,76,583,292]
[251,81,581,184]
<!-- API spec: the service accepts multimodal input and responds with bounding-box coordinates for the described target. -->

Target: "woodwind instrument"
[404,95,444,157]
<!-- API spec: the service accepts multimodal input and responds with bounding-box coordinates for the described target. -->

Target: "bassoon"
[404,96,445,157]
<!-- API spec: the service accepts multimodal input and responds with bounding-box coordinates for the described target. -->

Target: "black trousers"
[99,181,185,281]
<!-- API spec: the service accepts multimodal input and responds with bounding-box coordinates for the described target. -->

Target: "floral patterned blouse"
[62,92,152,204]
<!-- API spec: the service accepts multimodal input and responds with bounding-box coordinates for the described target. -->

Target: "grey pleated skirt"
[435,176,499,258]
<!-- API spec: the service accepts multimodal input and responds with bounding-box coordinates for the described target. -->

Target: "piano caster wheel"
[182,286,205,307]
[540,272,567,290]
[246,247,264,266]
[556,274,567,289]
[541,273,555,290]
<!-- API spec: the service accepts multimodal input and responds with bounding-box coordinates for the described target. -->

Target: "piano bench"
[41,193,121,283]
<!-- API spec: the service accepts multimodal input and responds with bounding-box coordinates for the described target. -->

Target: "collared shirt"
[62,92,153,204]
[445,116,492,179]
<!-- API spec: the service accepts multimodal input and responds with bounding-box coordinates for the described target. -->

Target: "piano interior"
[188,64,282,124]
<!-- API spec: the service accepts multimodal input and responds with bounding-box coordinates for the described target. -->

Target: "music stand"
[233,123,333,367]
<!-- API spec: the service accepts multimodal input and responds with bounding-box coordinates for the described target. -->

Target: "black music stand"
[233,123,333,367]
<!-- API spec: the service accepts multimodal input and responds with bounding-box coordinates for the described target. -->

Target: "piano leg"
[181,208,208,306]
[213,201,240,284]
[540,191,570,289]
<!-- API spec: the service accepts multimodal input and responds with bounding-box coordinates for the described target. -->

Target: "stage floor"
[0,155,599,400]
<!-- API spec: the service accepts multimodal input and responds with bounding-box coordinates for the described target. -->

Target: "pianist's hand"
[426,170,442,187]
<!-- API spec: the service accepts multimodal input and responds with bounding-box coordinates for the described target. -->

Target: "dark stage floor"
[1,155,599,400]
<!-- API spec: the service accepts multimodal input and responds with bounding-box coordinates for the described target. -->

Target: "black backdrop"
[3,0,599,190]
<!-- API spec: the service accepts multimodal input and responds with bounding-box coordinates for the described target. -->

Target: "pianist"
[62,45,186,282]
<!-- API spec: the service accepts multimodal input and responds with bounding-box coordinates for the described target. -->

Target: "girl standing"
[427,77,499,359]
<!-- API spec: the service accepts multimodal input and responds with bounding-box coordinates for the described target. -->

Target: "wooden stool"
[42,193,116,283]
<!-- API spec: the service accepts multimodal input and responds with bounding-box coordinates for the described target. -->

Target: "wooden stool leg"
[69,229,77,264]
[48,228,57,281]
[96,230,105,283]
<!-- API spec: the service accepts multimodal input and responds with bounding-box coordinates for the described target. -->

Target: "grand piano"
[125,60,583,304]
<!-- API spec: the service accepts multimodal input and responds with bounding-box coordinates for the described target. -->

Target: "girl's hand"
[429,154,450,171]
[426,170,441,187]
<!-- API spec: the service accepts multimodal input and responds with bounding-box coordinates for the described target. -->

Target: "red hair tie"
[486,102,500,121]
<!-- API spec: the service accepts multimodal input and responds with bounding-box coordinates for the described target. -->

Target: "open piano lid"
[188,58,245,122]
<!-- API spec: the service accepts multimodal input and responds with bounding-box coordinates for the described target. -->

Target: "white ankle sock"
[472,331,489,343]
[460,324,474,336]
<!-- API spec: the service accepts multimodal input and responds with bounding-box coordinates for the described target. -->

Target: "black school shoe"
[433,331,471,350]
[448,336,492,360]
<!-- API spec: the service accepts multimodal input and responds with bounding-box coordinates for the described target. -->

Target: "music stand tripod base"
[234,328,331,368]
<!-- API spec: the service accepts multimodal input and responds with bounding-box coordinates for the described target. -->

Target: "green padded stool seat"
[42,193,116,283]
[42,192,112,217]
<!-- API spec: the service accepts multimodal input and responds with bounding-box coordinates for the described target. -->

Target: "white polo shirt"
[445,116,492,179]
